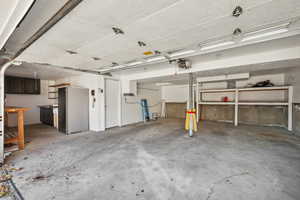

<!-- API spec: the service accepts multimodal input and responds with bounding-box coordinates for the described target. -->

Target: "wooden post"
[17,110,25,150]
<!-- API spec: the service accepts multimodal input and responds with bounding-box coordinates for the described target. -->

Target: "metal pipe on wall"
[0,60,14,163]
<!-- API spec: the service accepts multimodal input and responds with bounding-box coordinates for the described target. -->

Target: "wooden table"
[4,107,29,150]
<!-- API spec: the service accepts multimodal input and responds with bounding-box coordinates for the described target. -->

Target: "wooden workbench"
[4,107,29,150]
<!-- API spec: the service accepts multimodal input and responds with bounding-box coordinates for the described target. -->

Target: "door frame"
[104,77,122,129]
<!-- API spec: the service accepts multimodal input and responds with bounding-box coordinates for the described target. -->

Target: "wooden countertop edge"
[5,107,30,112]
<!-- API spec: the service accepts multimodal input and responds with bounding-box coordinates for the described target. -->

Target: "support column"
[196,81,199,122]
[288,86,293,131]
[188,73,194,137]
[234,89,239,126]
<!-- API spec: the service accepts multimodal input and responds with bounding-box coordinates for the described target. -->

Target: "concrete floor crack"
[206,172,250,200]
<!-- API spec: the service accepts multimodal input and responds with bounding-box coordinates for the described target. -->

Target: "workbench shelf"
[196,86,293,131]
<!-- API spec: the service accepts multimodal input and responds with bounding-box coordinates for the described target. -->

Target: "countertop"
[38,105,58,109]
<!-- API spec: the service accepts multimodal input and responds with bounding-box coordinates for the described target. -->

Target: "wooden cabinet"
[40,106,54,126]
[5,76,40,94]
[23,78,40,94]
[58,88,66,133]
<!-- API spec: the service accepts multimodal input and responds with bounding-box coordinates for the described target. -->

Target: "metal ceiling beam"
[13,0,83,59]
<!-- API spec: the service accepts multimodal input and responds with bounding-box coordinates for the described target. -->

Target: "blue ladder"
[141,99,150,122]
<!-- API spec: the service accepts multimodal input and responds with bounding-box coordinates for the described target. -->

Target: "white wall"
[55,74,162,130]
[237,74,286,102]
[160,74,286,103]
[161,85,188,102]
[122,83,162,125]
[6,80,55,127]
[285,67,300,103]
[200,74,285,102]
[55,74,105,131]
[236,74,285,87]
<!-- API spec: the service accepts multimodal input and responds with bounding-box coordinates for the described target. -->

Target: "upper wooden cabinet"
[5,76,40,95]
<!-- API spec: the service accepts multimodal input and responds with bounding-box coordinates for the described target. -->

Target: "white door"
[105,79,120,128]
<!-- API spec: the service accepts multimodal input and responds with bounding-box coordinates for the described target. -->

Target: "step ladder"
[141,99,150,122]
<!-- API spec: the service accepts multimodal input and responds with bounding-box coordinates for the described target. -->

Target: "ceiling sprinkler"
[233,28,242,37]
[112,27,124,35]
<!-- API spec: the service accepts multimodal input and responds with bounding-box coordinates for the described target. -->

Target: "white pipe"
[188,73,193,137]
[0,60,13,163]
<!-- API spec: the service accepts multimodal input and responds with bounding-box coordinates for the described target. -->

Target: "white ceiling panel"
[77,34,138,57]
[19,43,66,65]
[40,18,112,51]
[239,0,300,30]
[123,1,230,44]
[69,0,181,27]
[6,62,83,80]
[77,59,113,70]
[13,0,300,71]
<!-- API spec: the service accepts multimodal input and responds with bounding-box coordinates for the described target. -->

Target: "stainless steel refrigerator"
[58,87,89,134]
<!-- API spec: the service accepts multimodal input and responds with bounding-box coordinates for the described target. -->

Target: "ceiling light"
[112,27,124,35]
[169,50,196,58]
[113,65,124,68]
[155,82,172,86]
[241,28,288,42]
[200,41,235,51]
[126,61,143,66]
[146,56,166,62]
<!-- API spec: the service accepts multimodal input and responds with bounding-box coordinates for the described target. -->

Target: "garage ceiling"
[11,0,300,71]
[5,62,83,80]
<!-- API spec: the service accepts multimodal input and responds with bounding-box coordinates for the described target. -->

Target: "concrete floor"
[4,119,300,200]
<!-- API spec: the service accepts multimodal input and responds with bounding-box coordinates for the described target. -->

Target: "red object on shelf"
[222,96,229,102]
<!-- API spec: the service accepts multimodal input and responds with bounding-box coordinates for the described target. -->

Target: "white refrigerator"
[58,87,89,134]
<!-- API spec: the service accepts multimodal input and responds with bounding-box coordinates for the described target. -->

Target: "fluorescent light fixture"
[201,41,235,51]
[146,56,166,62]
[155,82,172,86]
[169,49,196,58]
[126,61,143,66]
[112,64,125,69]
[242,28,288,42]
